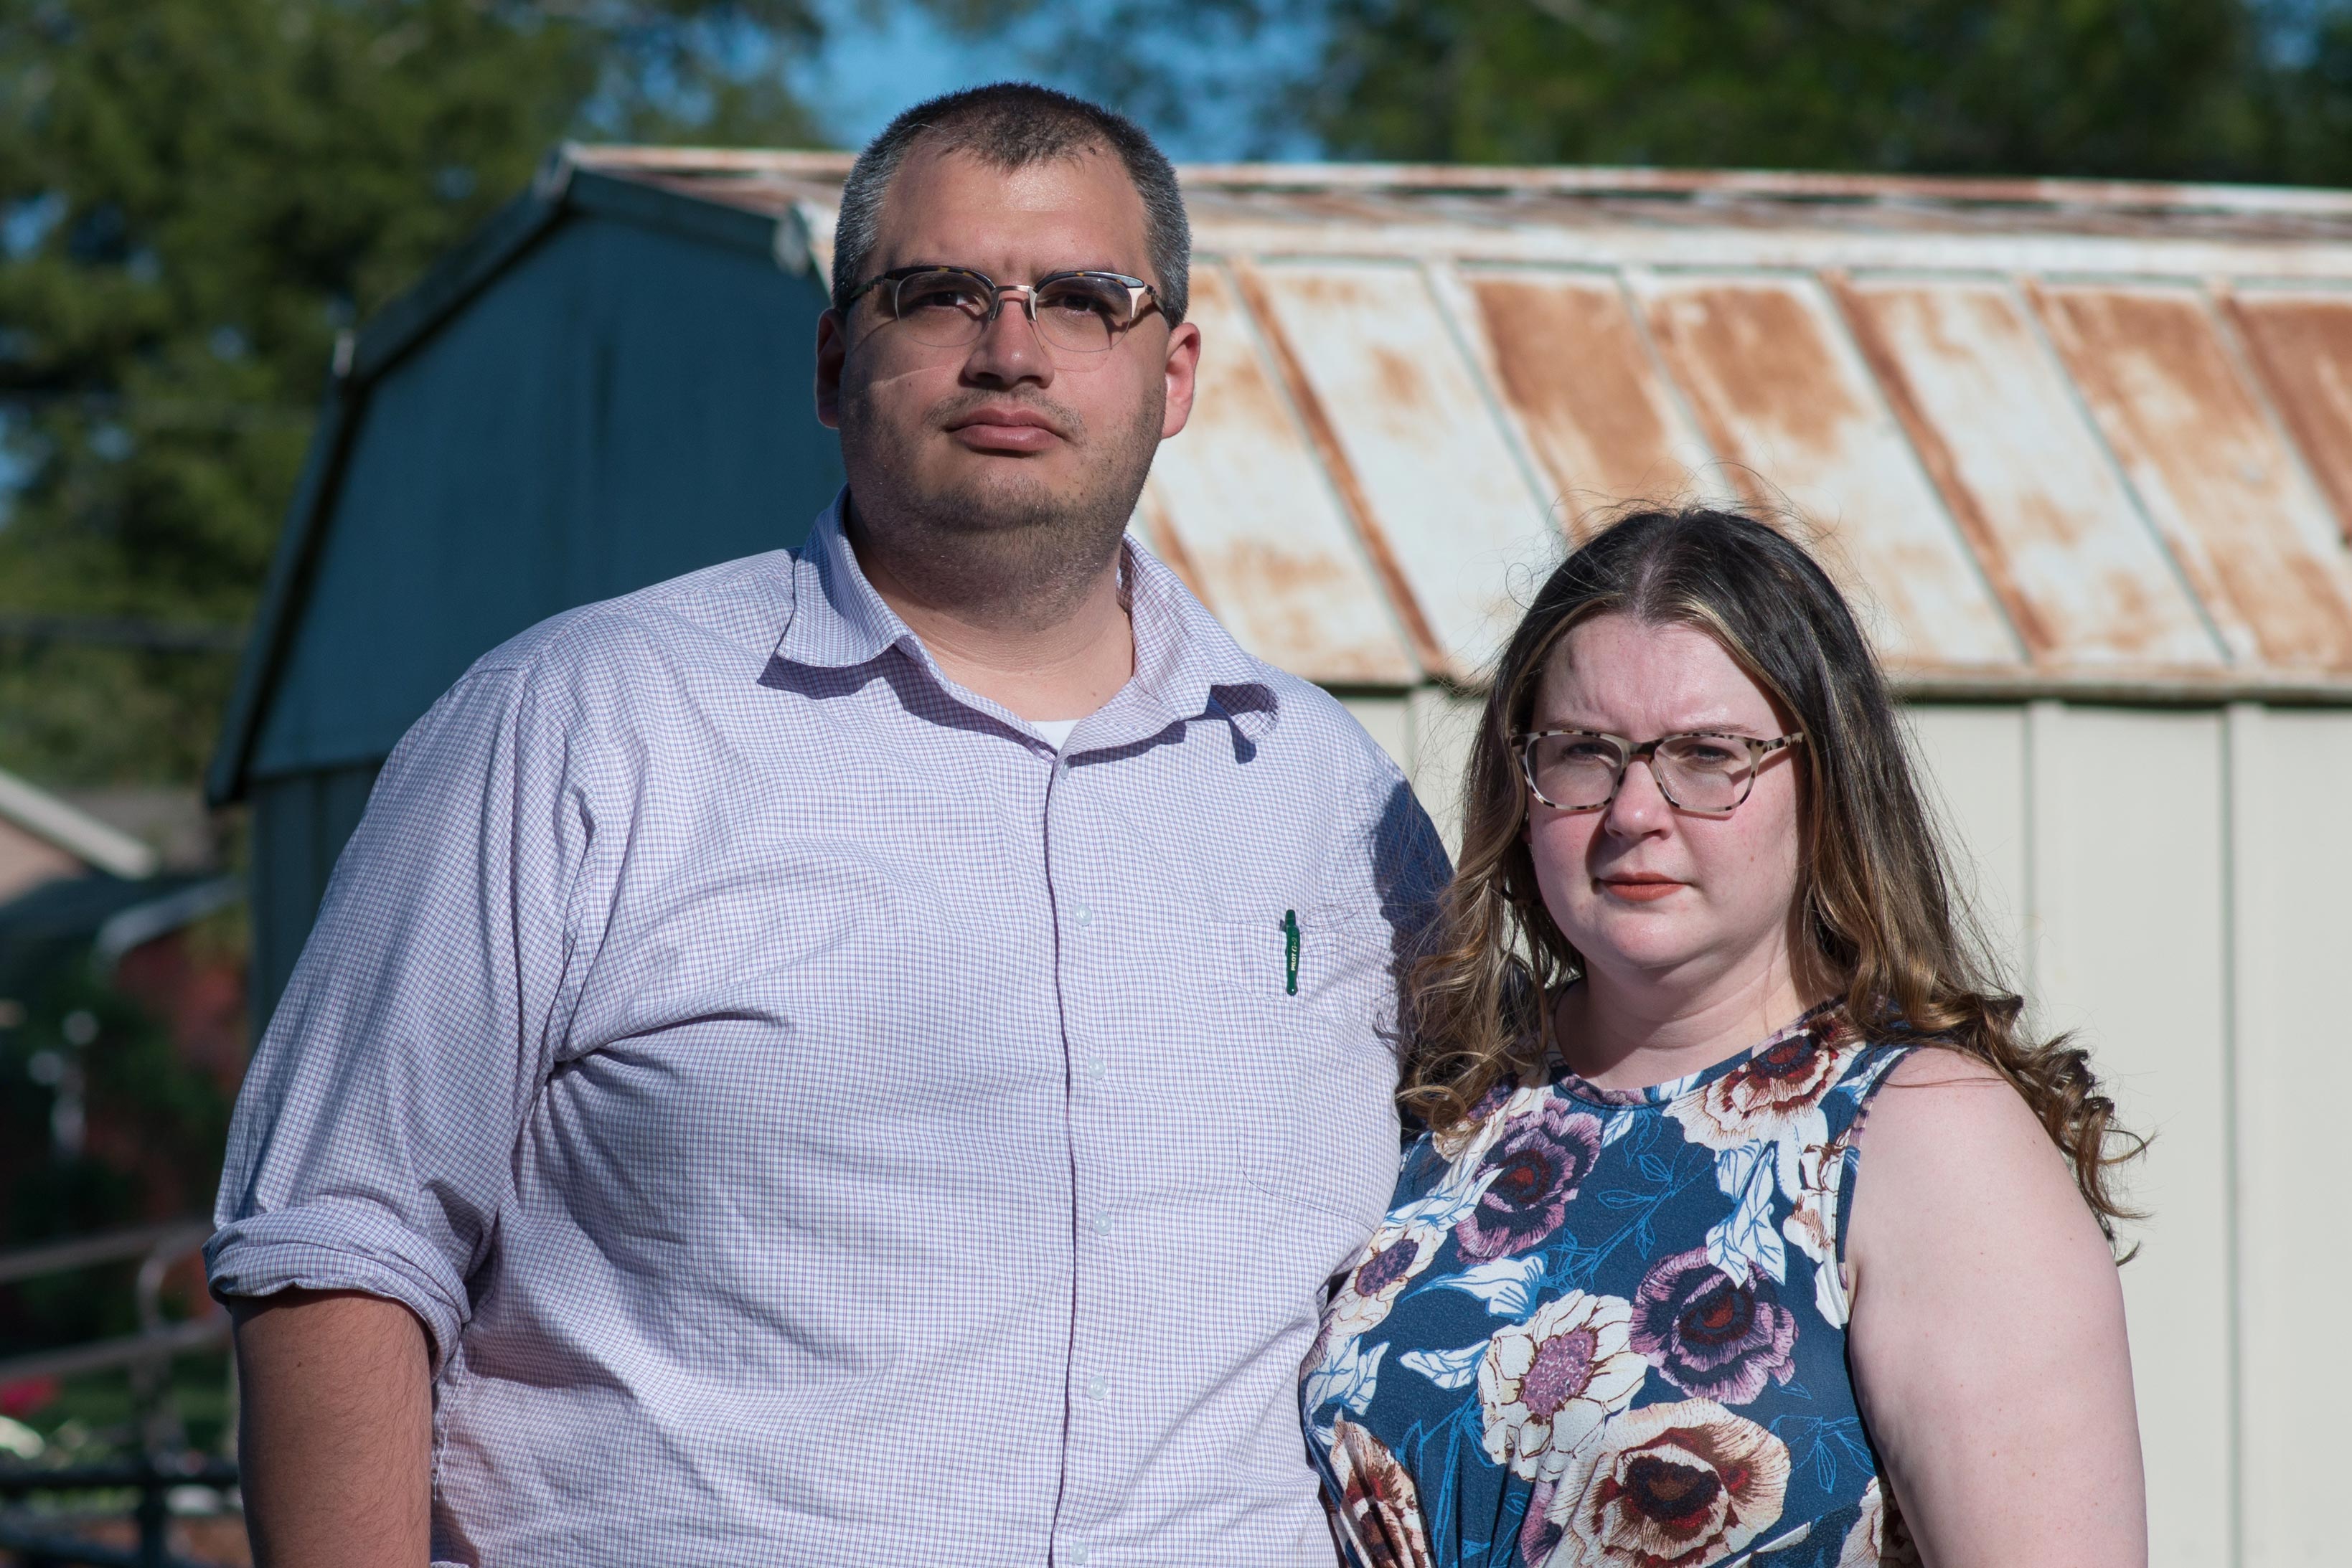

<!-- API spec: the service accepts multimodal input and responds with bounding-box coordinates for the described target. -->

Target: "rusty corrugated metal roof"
[568,146,2352,698]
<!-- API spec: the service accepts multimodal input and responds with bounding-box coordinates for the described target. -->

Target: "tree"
[1306,0,2352,181]
[932,1,2352,181]
[0,1,825,786]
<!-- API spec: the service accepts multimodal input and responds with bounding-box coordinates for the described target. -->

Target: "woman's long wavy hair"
[1403,506,2142,1238]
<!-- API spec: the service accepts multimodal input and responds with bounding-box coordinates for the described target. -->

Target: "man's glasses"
[842,266,1162,356]
[1513,730,1805,814]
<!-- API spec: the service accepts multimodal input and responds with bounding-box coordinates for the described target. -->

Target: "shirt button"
[1092,1211,1114,1235]
[1068,1548,1089,1567]
[1083,1057,1106,1082]
[1073,902,1093,928]
[1086,1375,1108,1401]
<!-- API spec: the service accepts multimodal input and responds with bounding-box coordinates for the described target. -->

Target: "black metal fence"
[0,1222,238,1568]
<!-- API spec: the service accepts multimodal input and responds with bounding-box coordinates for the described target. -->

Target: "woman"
[1303,509,2145,1567]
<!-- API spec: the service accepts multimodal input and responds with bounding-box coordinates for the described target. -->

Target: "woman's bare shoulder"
[1847,1042,2104,1285]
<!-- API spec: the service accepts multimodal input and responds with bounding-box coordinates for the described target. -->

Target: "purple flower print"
[1518,1480,1564,1565]
[1353,1233,1423,1298]
[1629,1249,1800,1404]
[1455,1100,1603,1261]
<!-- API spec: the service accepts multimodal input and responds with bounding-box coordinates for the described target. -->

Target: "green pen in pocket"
[1282,909,1300,996]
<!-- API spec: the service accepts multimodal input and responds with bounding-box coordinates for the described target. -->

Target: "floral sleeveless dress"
[1302,1004,1921,1568]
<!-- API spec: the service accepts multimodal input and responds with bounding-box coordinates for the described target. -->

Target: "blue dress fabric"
[1302,1003,1922,1568]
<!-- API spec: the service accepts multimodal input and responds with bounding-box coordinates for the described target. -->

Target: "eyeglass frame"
[1511,729,1807,815]
[838,265,1164,354]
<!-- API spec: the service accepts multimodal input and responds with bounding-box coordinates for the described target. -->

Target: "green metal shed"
[207,146,845,1021]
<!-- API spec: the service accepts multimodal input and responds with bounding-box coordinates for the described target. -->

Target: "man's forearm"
[232,1290,433,1568]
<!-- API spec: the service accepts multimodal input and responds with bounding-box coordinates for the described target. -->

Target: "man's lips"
[1597,875,1685,903]
[946,406,1065,453]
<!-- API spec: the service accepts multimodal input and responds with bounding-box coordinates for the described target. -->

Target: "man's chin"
[905,465,1094,535]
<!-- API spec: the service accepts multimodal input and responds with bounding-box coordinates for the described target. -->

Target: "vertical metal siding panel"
[1900,705,2030,981]
[1455,270,1725,532]
[1404,688,1485,854]
[1840,282,2224,668]
[1140,265,1420,686]
[1634,275,2022,671]
[1337,695,1413,780]
[1241,260,1561,680]
[2029,706,2232,1568]
[2224,292,2352,549]
[249,778,310,1037]
[2228,707,2352,1568]
[249,762,382,1035]
[2032,285,2352,671]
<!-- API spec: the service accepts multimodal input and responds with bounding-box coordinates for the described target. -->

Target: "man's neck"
[846,514,1137,724]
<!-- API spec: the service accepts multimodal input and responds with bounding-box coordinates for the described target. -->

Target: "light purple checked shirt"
[208,495,1449,1567]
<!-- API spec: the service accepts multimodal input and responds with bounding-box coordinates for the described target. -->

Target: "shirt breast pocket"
[1213,907,1406,1239]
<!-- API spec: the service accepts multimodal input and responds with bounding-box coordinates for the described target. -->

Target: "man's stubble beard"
[838,378,1165,628]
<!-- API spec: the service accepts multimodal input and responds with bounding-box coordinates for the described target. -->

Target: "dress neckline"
[1544,996,1845,1110]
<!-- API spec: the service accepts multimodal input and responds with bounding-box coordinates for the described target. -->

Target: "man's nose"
[962,295,1053,385]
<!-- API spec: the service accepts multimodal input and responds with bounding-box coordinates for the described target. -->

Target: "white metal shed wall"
[1346,691,2352,1568]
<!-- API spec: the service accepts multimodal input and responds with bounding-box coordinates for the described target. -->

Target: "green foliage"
[1307,0,2352,181]
[932,1,2352,182]
[0,1,825,787]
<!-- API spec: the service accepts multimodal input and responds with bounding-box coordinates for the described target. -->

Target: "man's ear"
[1159,318,1203,441]
[814,307,847,430]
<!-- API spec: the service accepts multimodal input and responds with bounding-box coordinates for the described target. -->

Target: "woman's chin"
[1566,924,1711,981]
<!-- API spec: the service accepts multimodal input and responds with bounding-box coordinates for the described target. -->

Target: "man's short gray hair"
[830,82,1191,328]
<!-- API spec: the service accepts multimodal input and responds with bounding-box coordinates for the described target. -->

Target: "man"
[210,83,1446,1567]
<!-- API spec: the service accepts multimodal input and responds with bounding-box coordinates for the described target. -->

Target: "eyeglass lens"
[888,269,1141,354]
[1525,734,1762,812]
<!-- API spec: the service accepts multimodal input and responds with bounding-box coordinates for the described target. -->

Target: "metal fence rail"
[0,1222,239,1568]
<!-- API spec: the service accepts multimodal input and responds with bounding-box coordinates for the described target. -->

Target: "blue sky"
[786,4,1324,161]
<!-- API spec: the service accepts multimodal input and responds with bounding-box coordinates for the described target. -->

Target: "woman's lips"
[1598,877,1684,902]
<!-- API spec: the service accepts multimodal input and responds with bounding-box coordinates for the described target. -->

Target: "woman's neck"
[1556,958,1816,1093]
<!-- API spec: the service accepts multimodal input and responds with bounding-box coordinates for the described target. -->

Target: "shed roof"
[214,148,2352,808]
[577,146,2352,702]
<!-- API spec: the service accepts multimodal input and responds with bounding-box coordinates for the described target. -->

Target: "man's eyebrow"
[895,261,1144,278]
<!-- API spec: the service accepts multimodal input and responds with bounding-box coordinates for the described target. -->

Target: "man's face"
[815,143,1200,577]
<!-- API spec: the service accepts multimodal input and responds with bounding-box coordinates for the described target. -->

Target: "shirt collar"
[775,491,920,671]
[1116,520,1280,740]
[774,487,1281,745]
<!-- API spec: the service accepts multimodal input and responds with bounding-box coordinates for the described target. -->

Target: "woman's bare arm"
[1845,1049,2146,1567]
[231,1290,433,1568]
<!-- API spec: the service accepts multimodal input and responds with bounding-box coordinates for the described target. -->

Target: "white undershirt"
[1032,717,1081,750]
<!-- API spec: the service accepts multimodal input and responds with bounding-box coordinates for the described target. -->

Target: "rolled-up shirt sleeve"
[208,656,601,1370]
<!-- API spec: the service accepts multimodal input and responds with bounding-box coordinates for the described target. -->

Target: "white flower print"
[1327,1216,1449,1343]
[1837,1478,1921,1567]
[1477,1290,1647,1479]
[1546,1397,1792,1568]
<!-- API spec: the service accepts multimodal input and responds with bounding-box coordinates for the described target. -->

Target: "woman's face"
[1525,613,1806,1000]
